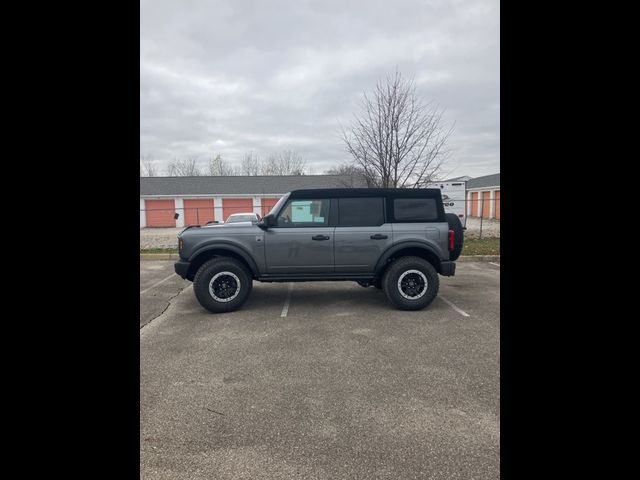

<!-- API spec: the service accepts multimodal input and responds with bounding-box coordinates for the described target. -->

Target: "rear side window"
[393,198,438,222]
[338,197,384,227]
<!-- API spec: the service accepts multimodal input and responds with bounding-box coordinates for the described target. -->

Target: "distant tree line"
[139,150,308,177]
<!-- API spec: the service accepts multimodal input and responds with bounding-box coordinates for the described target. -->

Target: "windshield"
[227,214,256,223]
[267,193,290,216]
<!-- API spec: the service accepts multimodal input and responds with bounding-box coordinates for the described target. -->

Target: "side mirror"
[258,213,277,230]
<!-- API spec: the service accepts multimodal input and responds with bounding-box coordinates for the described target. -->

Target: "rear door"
[333,197,392,273]
[264,197,334,273]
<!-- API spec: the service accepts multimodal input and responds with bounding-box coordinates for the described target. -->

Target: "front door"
[264,197,334,273]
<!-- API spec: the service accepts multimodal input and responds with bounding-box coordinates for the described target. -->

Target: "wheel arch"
[375,242,444,277]
[187,243,258,281]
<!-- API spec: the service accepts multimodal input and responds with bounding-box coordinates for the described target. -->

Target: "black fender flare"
[374,241,443,275]
[189,242,259,276]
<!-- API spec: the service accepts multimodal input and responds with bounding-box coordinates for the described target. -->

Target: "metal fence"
[140,198,500,238]
[140,204,273,227]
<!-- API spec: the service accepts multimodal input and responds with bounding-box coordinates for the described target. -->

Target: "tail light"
[448,229,455,251]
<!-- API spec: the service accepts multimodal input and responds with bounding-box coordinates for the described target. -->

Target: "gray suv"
[175,188,464,312]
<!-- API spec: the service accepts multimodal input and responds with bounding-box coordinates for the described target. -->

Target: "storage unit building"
[465,173,500,220]
[140,175,367,228]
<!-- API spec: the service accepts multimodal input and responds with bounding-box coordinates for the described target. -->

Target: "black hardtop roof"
[288,188,443,199]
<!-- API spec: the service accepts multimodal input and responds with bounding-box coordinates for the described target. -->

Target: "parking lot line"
[439,295,470,317]
[140,273,175,295]
[489,262,500,267]
[280,283,293,317]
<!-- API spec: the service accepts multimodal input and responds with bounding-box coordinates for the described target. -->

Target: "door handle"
[312,235,330,241]
[370,234,388,240]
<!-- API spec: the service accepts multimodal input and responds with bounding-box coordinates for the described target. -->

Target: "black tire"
[193,257,253,313]
[374,279,382,289]
[445,213,464,261]
[382,256,439,311]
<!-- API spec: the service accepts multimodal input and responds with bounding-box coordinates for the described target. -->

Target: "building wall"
[141,194,285,227]
[470,192,479,217]
[467,187,500,220]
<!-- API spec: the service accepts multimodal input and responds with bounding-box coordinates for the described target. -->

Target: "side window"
[393,198,438,222]
[338,197,384,227]
[276,199,330,227]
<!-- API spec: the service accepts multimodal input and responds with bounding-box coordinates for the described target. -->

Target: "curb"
[140,253,500,262]
[140,253,179,260]
[456,255,500,263]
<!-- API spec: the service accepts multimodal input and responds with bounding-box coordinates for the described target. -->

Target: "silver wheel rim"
[208,271,241,302]
[397,269,428,300]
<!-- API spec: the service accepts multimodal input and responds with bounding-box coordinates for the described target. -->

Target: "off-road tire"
[382,256,439,311]
[193,257,253,313]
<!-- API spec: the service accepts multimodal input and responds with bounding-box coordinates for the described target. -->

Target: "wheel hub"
[397,270,428,300]
[209,271,241,302]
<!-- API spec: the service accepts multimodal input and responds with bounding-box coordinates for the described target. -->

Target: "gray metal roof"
[442,175,473,182]
[140,175,368,196]
[466,173,500,189]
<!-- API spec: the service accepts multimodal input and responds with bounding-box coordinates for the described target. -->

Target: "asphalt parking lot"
[140,260,500,479]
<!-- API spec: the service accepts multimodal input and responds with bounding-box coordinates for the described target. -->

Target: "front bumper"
[174,260,190,279]
[440,261,456,276]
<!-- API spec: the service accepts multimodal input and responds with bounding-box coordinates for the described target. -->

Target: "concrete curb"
[140,253,500,262]
[456,255,500,263]
[140,253,179,260]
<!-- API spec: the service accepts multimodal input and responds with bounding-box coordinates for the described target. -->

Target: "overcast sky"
[140,0,499,178]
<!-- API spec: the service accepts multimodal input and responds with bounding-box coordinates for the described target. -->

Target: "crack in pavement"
[140,284,190,331]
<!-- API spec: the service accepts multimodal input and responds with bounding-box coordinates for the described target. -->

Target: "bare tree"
[264,150,307,175]
[325,163,377,187]
[208,153,237,176]
[140,155,158,177]
[166,156,202,176]
[240,152,262,175]
[341,71,453,188]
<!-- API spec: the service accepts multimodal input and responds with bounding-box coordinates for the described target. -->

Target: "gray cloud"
[141,0,499,177]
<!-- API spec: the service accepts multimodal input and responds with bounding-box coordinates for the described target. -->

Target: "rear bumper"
[174,260,190,279]
[440,261,456,276]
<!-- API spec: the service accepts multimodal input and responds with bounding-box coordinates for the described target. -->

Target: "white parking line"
[439,295,470,317]
[489,262,500,267]
[140,273,176,295]
[280,283,294,317]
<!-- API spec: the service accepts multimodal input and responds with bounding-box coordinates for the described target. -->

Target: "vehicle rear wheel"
[382,256,439,311]
[445,213,464,261]
[193,257,253,313]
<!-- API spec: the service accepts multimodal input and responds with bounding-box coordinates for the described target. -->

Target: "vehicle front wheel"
[382,256,439,311]
[193,258,253,313]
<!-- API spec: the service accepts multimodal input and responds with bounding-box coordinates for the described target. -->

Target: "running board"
[257,274,376,282]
